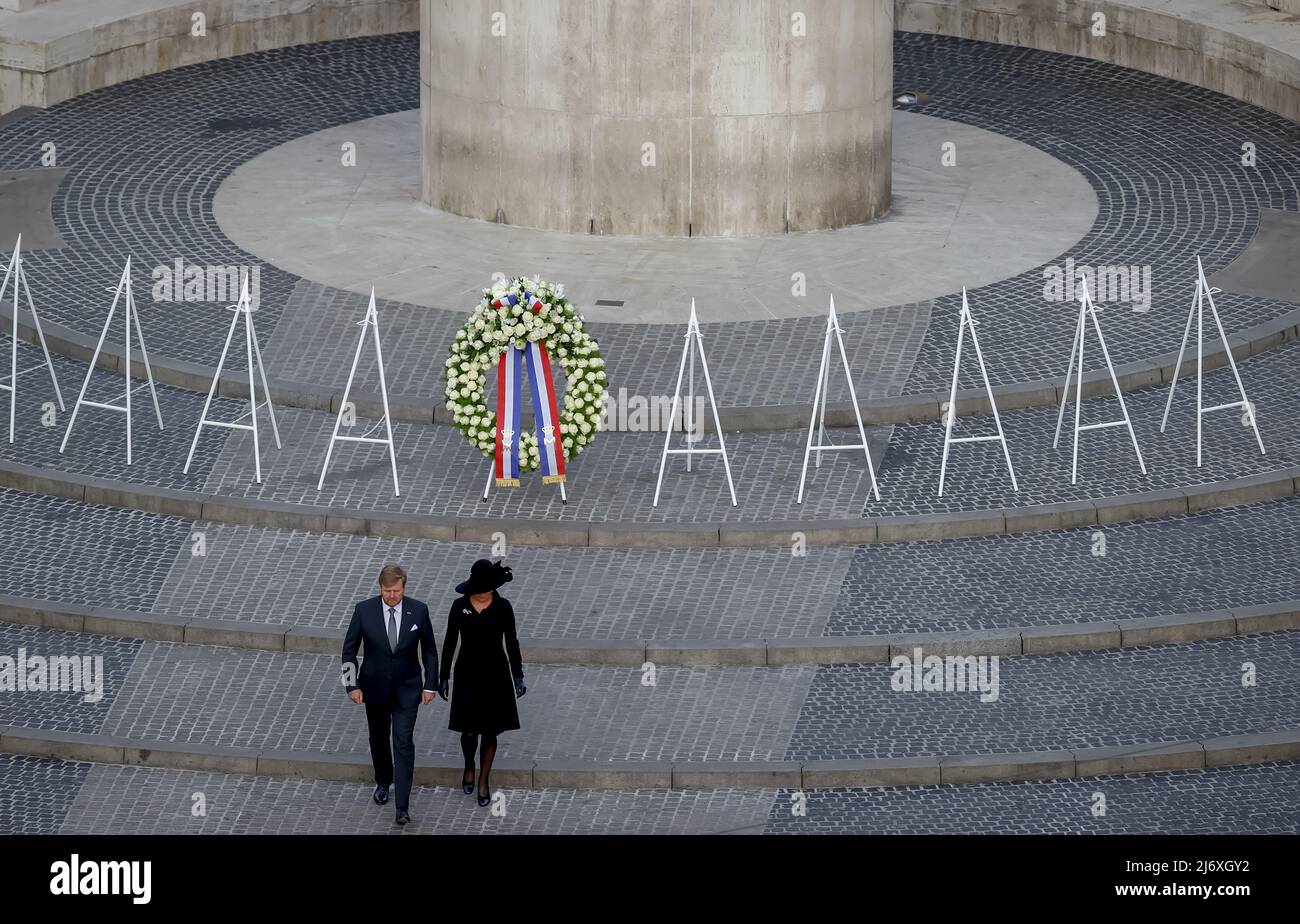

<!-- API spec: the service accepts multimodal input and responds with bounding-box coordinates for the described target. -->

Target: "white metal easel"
[653,299,737,507]
[182,271,281,483]
[1052,275,1146,485]
[0,234,64,443]
[319,288,401,496]
[1159,256,1264,466]
[938,288,1018,496]
[59,256,164,464]
[797,295,881,504]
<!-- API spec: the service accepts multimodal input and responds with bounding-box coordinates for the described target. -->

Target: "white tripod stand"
[938,288,1018,497]
[0,234,64,443]
[319,289,401,496]
[1052,275,1146,485]
[59,256,164,464]
[653,299,737,507]
[1159,256,1264,466]
[797,296,881,505]
[183,271,281,483]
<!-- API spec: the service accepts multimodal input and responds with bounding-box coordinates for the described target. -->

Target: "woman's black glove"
[514,677,527,698]
[438,679,449,701]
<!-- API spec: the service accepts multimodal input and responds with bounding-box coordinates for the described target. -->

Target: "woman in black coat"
[438,558,526,807]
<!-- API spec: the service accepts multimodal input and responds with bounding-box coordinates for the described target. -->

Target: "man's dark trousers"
[341,595,439,815]
[366,691,418,811]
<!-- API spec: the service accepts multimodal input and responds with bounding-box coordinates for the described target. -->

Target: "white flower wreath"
[442,276,607,471]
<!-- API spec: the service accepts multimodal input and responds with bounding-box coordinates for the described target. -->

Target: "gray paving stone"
[4,751,1297,834]
[51,760,774,834]
[152,526,852,639]
[827,495,1300,635]
[0,623,140,734]
[94,643,817,764]
[0,753,90,833]
[939,750,1076,785]
[1118,611,1238,647]
[763,761,1300,834]
[786,632,1300,760]
[1073,741,1207,778]
[0,484,191,613]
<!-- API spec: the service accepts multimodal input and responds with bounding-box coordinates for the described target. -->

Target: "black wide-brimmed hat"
[455,558,513,595]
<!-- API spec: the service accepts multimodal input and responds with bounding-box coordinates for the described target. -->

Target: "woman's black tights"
[461,732,498,798]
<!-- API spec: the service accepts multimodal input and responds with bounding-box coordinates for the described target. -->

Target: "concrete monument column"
[420,0,893,237]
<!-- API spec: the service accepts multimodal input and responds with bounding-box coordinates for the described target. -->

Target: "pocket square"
[409,624,418,632]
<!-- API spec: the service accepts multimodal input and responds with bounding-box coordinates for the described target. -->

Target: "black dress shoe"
[395,810,410,826]
[477,787,491,808]
[373,785,389,805]
[462,769,475,795]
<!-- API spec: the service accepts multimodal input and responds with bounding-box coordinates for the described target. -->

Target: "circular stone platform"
[213,108,1098,323]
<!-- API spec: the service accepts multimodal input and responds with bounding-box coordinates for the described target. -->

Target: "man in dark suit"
[342,564,439,825]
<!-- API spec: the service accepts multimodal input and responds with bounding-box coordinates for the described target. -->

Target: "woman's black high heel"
[462,768,475,795]
[477,781,491,807]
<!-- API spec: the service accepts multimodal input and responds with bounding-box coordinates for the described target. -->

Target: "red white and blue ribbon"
[494,341,523,487]
[525,340,567,484]
[490,291,568,486]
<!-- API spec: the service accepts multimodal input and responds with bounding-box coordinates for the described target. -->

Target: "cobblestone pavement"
[0,33,1296,409]
[0,754,91,834]
[94,643,815,763]
[0,340,237,488]
[3,624,1292,765]
[895,32,1300,393]
[0,623,140,733]
[265,281,931,410]
[4,753,1294,834]
[2,486,1298,640]
[2,327,1297,525]
[828,495,1300,635]
[202,405,887,522]
[2,29,1298,835]
[868,332,1300,517]
[0,486,193,614]
[153,525,853,638]
[764,761,1300,834]
[787,632,1299,760]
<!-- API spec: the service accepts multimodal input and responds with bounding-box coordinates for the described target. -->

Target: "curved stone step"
[4,724,1297,791]
[5,453,1297,548]
[5,595,1296,665]
[8,751,1297,834]
[9,0,1296,140]
[2,623,1295,787]
[3,286,1295,432]
[3,485,1299,660]
[903,0,1300,125]
[1,335,1298,547]
[0,0,415,115]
